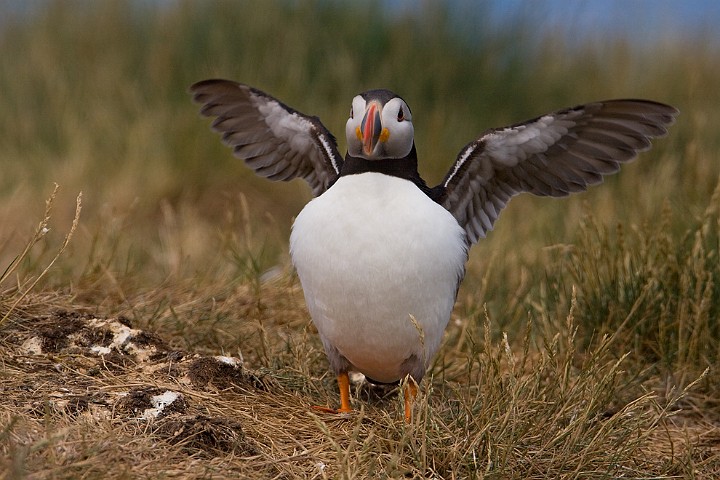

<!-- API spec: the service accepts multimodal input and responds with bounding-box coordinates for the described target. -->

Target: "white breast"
[289,173,467,383]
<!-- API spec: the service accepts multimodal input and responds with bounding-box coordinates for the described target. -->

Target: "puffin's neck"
[339,145,433,198]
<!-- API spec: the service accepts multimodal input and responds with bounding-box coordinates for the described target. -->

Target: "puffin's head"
[345,89,414,160]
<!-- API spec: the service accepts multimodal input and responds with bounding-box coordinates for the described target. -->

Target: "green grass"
[1,1,719,478]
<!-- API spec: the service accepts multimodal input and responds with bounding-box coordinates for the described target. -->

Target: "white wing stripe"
[444,144,475,188]
[319,134,340,174]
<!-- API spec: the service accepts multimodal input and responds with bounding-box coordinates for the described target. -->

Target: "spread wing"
[437,99,678,244]
[190,79,343,196]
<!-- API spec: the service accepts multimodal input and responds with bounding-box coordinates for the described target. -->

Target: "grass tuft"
[0,185,81,326]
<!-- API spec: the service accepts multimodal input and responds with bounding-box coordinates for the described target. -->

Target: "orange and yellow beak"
[362,101,382,156]
[355,101,390,157]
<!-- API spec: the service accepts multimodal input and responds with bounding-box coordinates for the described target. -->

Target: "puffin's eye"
[350,106,354,119]
[397,108,404,122]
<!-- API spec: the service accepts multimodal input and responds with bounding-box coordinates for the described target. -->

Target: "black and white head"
[345,90,414,160]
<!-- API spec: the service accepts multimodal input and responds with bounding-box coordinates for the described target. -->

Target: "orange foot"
[311,405,352,414]
[312,372,352,415]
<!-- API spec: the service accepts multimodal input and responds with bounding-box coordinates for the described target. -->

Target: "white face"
[345,95,414,160]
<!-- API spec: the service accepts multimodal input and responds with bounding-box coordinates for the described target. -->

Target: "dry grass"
[2,186,719,478]
[1,1,720,478]
[1,289,713,479]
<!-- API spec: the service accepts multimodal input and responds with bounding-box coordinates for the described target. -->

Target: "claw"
[311,405,349,414]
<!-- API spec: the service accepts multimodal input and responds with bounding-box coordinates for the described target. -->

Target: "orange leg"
[312,372,352,414]
[337,372,352,413]
[404,380,418,423]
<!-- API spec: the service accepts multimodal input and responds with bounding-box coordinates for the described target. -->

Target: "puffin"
[190,79,677,422]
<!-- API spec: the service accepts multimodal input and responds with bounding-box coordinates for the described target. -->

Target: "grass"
[1,0,719,478]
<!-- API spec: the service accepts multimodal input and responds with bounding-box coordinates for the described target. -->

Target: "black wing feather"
[439,99,678,244]
[190,79,343,196]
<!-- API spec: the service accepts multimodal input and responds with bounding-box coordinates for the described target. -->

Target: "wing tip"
[188,79,248,105]
[601,98,680,123]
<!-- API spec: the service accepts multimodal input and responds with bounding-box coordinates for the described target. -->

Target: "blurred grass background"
[2,0,715,281]
[1,0,718,363]
[1,1,719,475]
[2,0,719,364]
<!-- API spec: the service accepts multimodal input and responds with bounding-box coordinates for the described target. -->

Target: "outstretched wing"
[437,100,678,244]
[190,79,343,196]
